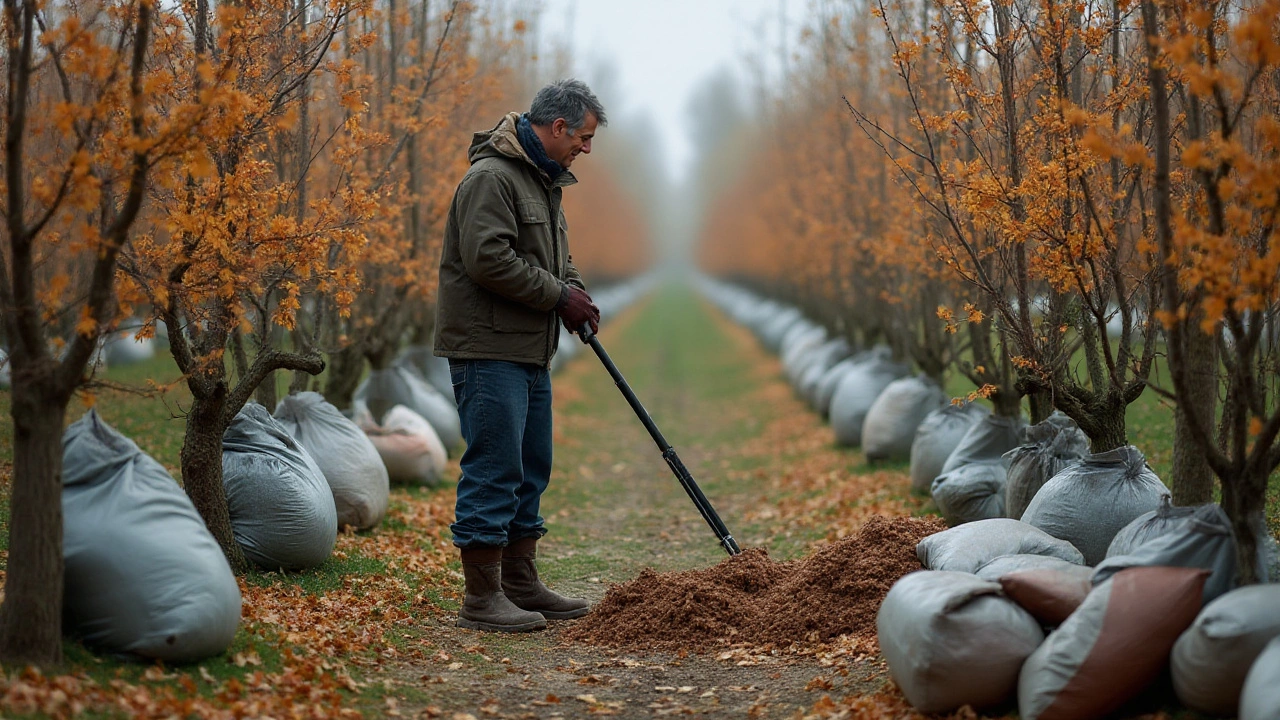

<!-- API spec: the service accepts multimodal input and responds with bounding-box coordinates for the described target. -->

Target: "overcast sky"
[537,0,804,183]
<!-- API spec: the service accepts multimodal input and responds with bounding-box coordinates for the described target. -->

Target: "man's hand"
[555,285,600,335]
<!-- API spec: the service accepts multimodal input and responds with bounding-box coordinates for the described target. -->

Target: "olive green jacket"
[433,112,586,367]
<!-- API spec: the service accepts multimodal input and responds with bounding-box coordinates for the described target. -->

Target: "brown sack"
[1018,566,1208,720]
[999,566,1094,626]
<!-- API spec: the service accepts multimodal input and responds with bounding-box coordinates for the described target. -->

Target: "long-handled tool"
[577,324,742,556]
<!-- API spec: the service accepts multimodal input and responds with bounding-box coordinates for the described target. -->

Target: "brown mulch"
[563,515,948,652]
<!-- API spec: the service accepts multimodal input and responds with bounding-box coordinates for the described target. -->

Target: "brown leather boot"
[457,546,547,633]
[502,537,590,620]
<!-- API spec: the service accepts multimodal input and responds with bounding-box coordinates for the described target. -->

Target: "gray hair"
[528,79,607,133]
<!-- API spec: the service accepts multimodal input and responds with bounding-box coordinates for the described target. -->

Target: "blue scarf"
[516,113,565,181]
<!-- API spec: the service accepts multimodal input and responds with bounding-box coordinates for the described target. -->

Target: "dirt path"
[384,285,928,719]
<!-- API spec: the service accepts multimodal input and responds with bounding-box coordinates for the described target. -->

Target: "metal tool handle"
[577,323,741,556]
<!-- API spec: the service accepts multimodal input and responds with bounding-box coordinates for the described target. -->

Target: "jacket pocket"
[514,198,554,275]
[491,294,546,333]
[516,198,550,225]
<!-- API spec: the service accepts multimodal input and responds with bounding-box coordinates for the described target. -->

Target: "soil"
[563,515,947,652]
[388,516,947,719]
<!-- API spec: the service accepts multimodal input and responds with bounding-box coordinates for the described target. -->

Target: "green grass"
[244,551,389,595]
[58,625,289,698]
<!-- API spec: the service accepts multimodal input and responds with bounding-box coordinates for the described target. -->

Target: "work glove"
[555,285,600,335]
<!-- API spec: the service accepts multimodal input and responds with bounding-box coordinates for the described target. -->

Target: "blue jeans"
[449,359,553,549]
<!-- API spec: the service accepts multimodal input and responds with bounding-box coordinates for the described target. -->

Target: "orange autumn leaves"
[702,0,1280,349]
[1156,0,1280,335]
[20,0,222,348]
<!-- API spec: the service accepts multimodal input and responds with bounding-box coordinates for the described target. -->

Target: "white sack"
[63,410,240,662]
[355,365,462,450]
[1093,502,1259,605]
[395,345,454,404]
[878,570,1044,713]
[829,353,910,447]
[222,403,337,571]
[356,404,448,486]
[1020,445,1169,565]
[975,554,1093,583]
[909,402,989,494]
[275,391,389,530]
[917,518,1085,573]
[1105,494,1196,559]
[1240,637,1280,720]
[1003,411,1089,520]
[1172,584,1280,716]
[861,375,947,462]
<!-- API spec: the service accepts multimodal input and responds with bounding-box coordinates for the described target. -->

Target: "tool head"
[721,535,742,556]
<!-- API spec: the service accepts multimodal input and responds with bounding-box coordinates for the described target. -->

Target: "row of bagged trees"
[699,0,1280,593]
[697,1,1280,710]
[701,274,1280,717]
[56,277,653,666]
[0,0,653,666]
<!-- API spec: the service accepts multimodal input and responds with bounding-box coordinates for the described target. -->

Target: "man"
[434,79,605,633]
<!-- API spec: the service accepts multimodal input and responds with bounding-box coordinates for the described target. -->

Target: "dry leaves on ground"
[0,485,460,719]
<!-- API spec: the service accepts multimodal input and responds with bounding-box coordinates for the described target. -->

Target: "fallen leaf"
[805,675,834,691]
[141,666,173,681]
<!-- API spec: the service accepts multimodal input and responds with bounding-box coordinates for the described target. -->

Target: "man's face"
[546,112,598,168]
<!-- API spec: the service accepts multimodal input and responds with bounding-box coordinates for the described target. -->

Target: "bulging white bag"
[275,392,389,530]
[1172,584,1280,716]
[878,570,1044,713]
[356,404,448,486]
[909,402,989,494]
[63,411,241,662]
[861,375,947,462]
[355,366,462,450]
[1020,445,1169,565]
[222,403,338,571]
[829,353,910,447]
[917,518,1085,573]
[1003,411,1089,520]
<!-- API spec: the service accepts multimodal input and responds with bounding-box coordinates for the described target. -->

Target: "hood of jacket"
[468,112,529,165]
[468,112,577,187]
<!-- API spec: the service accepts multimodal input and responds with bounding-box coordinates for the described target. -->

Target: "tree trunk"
[1220,466,1268,585]
[1080,411,1129,454]
[1028,390,1053,425]
[0,373,68,667]
[323,344,366,411]
[990,387,1023,419]
[1058,387,1130,453]
[254,325,284,409]
[1171,324,1216,504]
[409,313,434,345]
[255,372,278,410]
[366,338,396,371]
[181,397,249,573]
